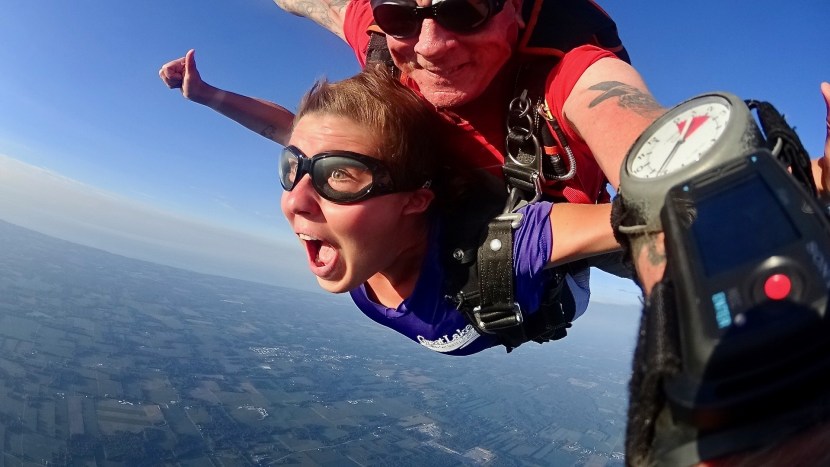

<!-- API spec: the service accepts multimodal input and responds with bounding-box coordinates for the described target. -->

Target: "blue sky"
[0,1,827,298]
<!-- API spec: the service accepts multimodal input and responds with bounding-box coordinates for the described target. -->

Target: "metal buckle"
[471,303,523,333]
[495,211,524,229]
[506,89,544,170]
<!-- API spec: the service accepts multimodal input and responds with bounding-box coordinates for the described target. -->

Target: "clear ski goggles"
[279,145,399,204]
[371,0,505,39]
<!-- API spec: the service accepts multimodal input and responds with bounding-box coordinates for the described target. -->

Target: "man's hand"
[811,82,830,199]
[159,49,217,106]
[823,82,830,151]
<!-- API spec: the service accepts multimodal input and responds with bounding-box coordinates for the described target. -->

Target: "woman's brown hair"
[293,67,450,192]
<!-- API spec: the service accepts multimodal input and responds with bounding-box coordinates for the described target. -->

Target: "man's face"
[385,0,524,109]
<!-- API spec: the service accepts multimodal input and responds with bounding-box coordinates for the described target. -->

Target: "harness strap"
[443,182,574,352]
[504,60,579,203]
[474,214,524,331]
[366,30,398,76]
[747,100,818,197]
[458,58,586,351]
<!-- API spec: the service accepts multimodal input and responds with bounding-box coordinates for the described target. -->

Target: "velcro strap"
[478,217,515,306]
[474,216,525,336]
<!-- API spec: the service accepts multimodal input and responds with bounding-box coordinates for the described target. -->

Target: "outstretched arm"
[565,58,667,190]
[272,0,351,41]
[547,203,620,267]
[159,49,295,145]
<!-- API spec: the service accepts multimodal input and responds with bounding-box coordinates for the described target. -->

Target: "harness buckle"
[471,302,523,333]
[495,211,524,229]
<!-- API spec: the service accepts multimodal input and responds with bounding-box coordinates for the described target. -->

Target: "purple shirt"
[350,202,591,355]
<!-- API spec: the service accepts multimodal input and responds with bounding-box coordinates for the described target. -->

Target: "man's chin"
[420,87,476,109]
[407,71,475,108]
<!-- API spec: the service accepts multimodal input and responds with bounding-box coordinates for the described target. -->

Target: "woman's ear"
[402,188,435,215]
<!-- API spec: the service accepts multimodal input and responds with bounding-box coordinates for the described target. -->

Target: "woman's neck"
[364,223,430,308]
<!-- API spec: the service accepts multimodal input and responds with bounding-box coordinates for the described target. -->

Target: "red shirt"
[344,0,616,203]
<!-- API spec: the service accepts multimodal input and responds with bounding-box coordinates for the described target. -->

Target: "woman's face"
[281,113,423,293]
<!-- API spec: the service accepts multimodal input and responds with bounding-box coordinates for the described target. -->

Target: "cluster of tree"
[101,430,168,464]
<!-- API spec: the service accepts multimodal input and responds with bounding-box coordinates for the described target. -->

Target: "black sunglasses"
[279,145,399,204]
[371,0,505,39]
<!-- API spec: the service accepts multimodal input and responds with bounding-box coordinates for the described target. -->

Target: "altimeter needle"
[657,118,694,175]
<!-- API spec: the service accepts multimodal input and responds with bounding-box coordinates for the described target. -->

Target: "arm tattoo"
[588,81,663,117]
[260,126,280,142]
[631,233,666,267]
[645,236,666,266]
[274,0,340,28]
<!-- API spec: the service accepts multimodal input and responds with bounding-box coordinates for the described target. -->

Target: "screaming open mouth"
[298,233,338,277]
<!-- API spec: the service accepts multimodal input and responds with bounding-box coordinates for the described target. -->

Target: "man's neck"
[451,64,515,137]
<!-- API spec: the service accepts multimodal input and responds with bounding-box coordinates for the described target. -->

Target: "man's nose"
[413,18,458,59]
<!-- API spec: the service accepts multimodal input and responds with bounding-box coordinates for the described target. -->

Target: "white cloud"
[0,154,317,291]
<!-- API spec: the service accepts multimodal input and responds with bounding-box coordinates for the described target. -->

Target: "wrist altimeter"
[618,92,764,231]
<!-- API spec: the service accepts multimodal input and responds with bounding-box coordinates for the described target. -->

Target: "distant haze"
[0,153,641,304]
[0,154,316,291]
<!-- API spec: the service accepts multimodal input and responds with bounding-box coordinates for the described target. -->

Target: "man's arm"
[272,0,351,40]
[159,49,295,145]
[564,58,666,190]
[629,232,666,297]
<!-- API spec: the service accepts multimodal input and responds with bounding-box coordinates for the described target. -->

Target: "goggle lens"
[373,0,496,39]
[313,157,375,199]
[279,146,396,204]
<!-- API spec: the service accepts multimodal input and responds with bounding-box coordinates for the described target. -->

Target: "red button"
[764,274,792,300]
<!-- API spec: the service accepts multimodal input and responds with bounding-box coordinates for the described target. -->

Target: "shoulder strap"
[504,59,577,204]
[366,30,398,75]
[518,0,630,63]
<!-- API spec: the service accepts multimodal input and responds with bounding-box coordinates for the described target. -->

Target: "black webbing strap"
[625,277,681,467]
[459,58,583,350]
[470,207,576,351]
[747,99,818,197]
[365,30,398,76]
[442,182,573,352]
[474,215,525,336]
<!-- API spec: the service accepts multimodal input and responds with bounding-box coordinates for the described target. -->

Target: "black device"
[619,93,830,465]
[661,149,830,431]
